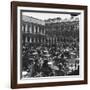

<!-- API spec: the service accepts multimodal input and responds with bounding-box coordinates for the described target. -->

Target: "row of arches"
[22,23,45,35]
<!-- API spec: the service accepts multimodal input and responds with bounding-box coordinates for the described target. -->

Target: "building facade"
[22,16,46,46]
[22,15,79,47]
[45,17,79,46]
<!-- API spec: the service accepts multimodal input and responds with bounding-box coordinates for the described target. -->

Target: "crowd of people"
[22,42,79,78]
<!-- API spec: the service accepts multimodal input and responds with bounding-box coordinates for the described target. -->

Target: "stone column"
[50,37,52,46]
[41,38,42,43]
[33,38,36,43]
[54,37,55,44]
[36,25,37,34]
[29,37,32,43]
[30,24,32,33]
[38,26,39,34]
[48,37,50,46]
[43,29,45,35]
[52,37,53,45]
[56,37,57,43]
[29,25,30,33]
[41,28,42,35]
[37,38,39,43]
[34,25,36,33]
[25,24,28,33]
[25,36,28,43]
[44,38,46,44]
[22,24,24,32]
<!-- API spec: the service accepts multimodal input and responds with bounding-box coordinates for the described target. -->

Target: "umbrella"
[32,52,38,55]
[44,54,51,57]
[51,65,59,70]
[44,50,48,52]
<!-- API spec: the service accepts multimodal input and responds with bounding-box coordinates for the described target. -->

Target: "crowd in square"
[22,42,79,78]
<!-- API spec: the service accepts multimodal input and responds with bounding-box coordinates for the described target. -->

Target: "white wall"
[0,0,89,90]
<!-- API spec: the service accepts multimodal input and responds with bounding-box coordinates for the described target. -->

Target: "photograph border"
[11,1,88,89]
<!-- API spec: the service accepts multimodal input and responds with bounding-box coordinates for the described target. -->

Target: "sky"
[22,12,72,20]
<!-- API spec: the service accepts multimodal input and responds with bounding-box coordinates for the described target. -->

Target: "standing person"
[26,60,34,77]
[31,59,40,77]
[41,60,53,77]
